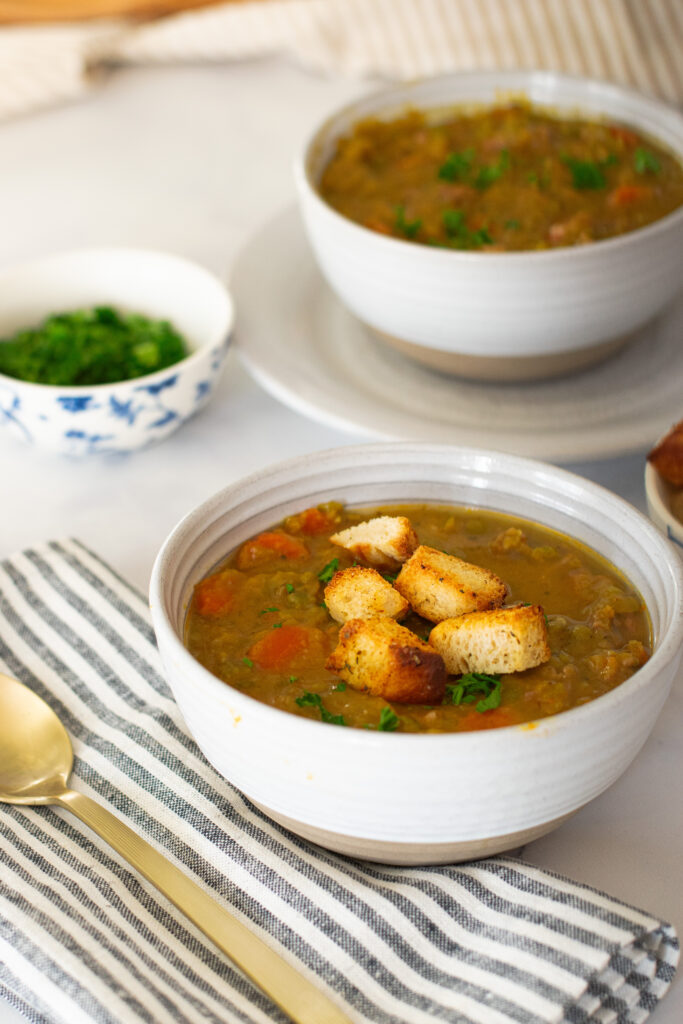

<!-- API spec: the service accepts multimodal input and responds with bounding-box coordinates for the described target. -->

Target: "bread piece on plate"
[324,566,409,623]
[647,419,683,486]
[429,604,551,675]
[394,545,507,623]
[330,516,418,571]
[326,617,446,703]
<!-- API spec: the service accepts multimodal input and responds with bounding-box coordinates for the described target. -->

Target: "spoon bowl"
[0,673,72,802]
[0,672,351,1024]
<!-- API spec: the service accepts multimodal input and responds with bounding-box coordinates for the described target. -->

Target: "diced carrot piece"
[396,152,423,170]
[608,184,652,207]
[247,625,315,671]
[293,507,335,536]
[609,125,638,146]
[364,218,392,236]
[194,571,242,616]
[236,531,308,569]
[458,707,518,732]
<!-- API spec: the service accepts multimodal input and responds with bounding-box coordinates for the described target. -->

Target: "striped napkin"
[1,0,682,122]
[0,539,678,1024]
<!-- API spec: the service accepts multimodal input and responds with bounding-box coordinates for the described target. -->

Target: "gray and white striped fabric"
[0,539,678,1024]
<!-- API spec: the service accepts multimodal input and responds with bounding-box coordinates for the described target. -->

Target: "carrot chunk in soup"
[236,531,308,568]
[285,507,337,536]
[193,570,242,616]
[248,624,320,671]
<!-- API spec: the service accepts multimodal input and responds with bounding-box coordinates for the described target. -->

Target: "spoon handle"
[55,789,352,1024]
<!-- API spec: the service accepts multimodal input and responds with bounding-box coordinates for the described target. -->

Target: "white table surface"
[0,57,681,1024]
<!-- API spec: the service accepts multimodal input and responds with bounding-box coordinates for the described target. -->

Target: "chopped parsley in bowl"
[0,306,188,386]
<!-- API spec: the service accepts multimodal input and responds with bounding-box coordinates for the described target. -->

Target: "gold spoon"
[0,672,352,1024]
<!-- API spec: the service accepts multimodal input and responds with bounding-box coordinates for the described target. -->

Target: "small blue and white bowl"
[0,248,233,455]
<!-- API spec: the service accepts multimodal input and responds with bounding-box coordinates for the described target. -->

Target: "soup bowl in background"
[150,443,683,865]
[295,70,683,382]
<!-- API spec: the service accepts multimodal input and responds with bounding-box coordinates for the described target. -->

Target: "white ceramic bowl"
[0,248,233,455]
[150,443,683,865]
[295,70,683,381]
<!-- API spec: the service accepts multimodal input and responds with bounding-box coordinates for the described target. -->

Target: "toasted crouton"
[330,516,418,570]
[429,605,551,675]
[394,546,507,623]
[325,617,446,703]
[324,566,410,623]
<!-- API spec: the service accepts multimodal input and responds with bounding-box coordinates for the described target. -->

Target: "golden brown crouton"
[429,605,551,675]
[325,617,446,704]
[330,516,418,571]
[324,566,410,623]
[394,546,507,623]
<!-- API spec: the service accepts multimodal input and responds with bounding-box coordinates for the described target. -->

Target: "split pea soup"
[318,104,683,251]
[184,503,651,734]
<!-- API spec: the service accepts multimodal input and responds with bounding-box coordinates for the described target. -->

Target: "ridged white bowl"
[0,248,233,455]
[295,71,683,381]
[150,444,683,864]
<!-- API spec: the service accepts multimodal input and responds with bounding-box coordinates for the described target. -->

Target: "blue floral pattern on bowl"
[0,335,230,455]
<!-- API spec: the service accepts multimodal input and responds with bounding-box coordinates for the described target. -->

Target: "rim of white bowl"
[0,246,234,392]
[150,442,683,748]
[296,68,683,262]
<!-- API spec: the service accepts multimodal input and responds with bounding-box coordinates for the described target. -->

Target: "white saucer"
[233,207,683,463]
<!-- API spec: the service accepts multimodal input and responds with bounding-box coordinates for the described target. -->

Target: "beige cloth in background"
[0,0,681,121]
